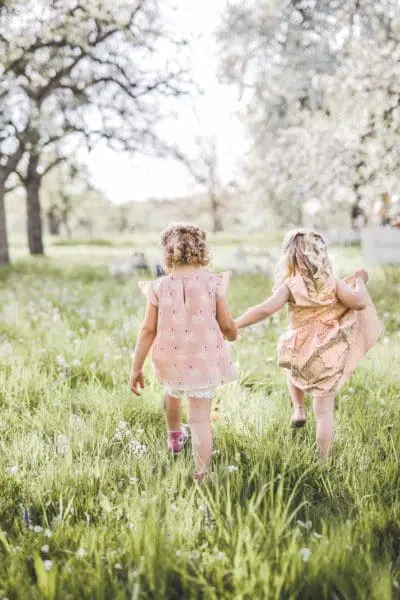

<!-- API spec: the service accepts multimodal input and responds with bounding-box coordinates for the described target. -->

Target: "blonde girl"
[130,224,237,482]
[235,228,381,459]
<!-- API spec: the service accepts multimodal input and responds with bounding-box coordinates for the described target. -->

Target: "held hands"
[354,269,369,283]
[129,369,145,396]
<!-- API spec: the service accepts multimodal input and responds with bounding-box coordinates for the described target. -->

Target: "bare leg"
[313,394,335,459]
[164,394,182,432]
[287,379,306,425]
[187,397,212,476]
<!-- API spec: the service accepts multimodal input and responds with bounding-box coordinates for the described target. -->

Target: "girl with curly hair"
[130,224,237,482]
[235,228,381,459]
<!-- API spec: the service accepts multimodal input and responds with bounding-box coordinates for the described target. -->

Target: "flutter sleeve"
[138,280,158,307]
[215,271,232,299]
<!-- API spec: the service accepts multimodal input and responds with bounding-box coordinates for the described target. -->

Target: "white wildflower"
[8,465,19,476]
[56,434,70,456]
[114,563,122,570]
[299,548,311,562]
[41,544,49,553]
[215,551,225,561]
[129,477,138,485]
[69,414,84,429]
[71,359,81,367]
[76,547,87,558]
[43,560,53,571]
[227,465,238,473]
[33,525,43,533]
[128,439,147,457]
[313,532,323,540]
[44,529,52,538]
[393,580,399,590]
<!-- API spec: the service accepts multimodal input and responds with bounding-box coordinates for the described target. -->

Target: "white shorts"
[164,386,216,400]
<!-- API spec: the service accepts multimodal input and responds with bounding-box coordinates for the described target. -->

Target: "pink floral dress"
[139,270,237,392]
[277,274,381,397]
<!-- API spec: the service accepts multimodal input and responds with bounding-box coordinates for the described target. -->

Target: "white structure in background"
[361,227,400,266]
[323,229,361,247]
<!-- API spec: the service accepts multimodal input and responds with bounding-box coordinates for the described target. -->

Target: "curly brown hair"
[160,224,210,272]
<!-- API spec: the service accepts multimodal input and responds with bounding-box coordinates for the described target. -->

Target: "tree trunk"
[0,177,10,265]
[26,153,44,255]
[210,192,223,233]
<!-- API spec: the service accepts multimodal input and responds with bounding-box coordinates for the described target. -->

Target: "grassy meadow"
[0,239,400,599]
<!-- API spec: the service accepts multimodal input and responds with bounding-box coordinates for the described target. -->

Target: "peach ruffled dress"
[277,274,381,397]
[139,271,237,392]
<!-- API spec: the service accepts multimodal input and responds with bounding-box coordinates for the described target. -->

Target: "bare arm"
[235,284,290,329]
[130,303,158,395]
[336,277,367,310]
[216,297,238,341]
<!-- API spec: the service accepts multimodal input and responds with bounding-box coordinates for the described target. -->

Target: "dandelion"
[299,548,311,562]
[76,547,87,558]
[43,560,53,571]
[227,465,238,473]
[56,434,70,456]
[8,465,19,475]
[69,414,84,429]
[33,525,43,533]
[41,544,49,553]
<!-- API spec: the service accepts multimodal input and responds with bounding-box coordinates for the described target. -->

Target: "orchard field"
[0,239,399,599]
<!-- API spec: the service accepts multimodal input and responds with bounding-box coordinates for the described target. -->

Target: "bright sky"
[87,0,245,204]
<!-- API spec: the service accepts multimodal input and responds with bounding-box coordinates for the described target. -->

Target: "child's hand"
[354,269,369,283]
[130,369,145,396]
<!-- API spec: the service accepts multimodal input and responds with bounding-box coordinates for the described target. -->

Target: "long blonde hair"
[275,228,334,298]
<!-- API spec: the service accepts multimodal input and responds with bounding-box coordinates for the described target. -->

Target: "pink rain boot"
[167,425,189,454]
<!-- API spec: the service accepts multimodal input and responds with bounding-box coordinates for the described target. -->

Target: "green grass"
[0,252,399,599]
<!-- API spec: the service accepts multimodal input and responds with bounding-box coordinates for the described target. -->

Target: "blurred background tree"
[0,0,191,263]
[217,0,400,228]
